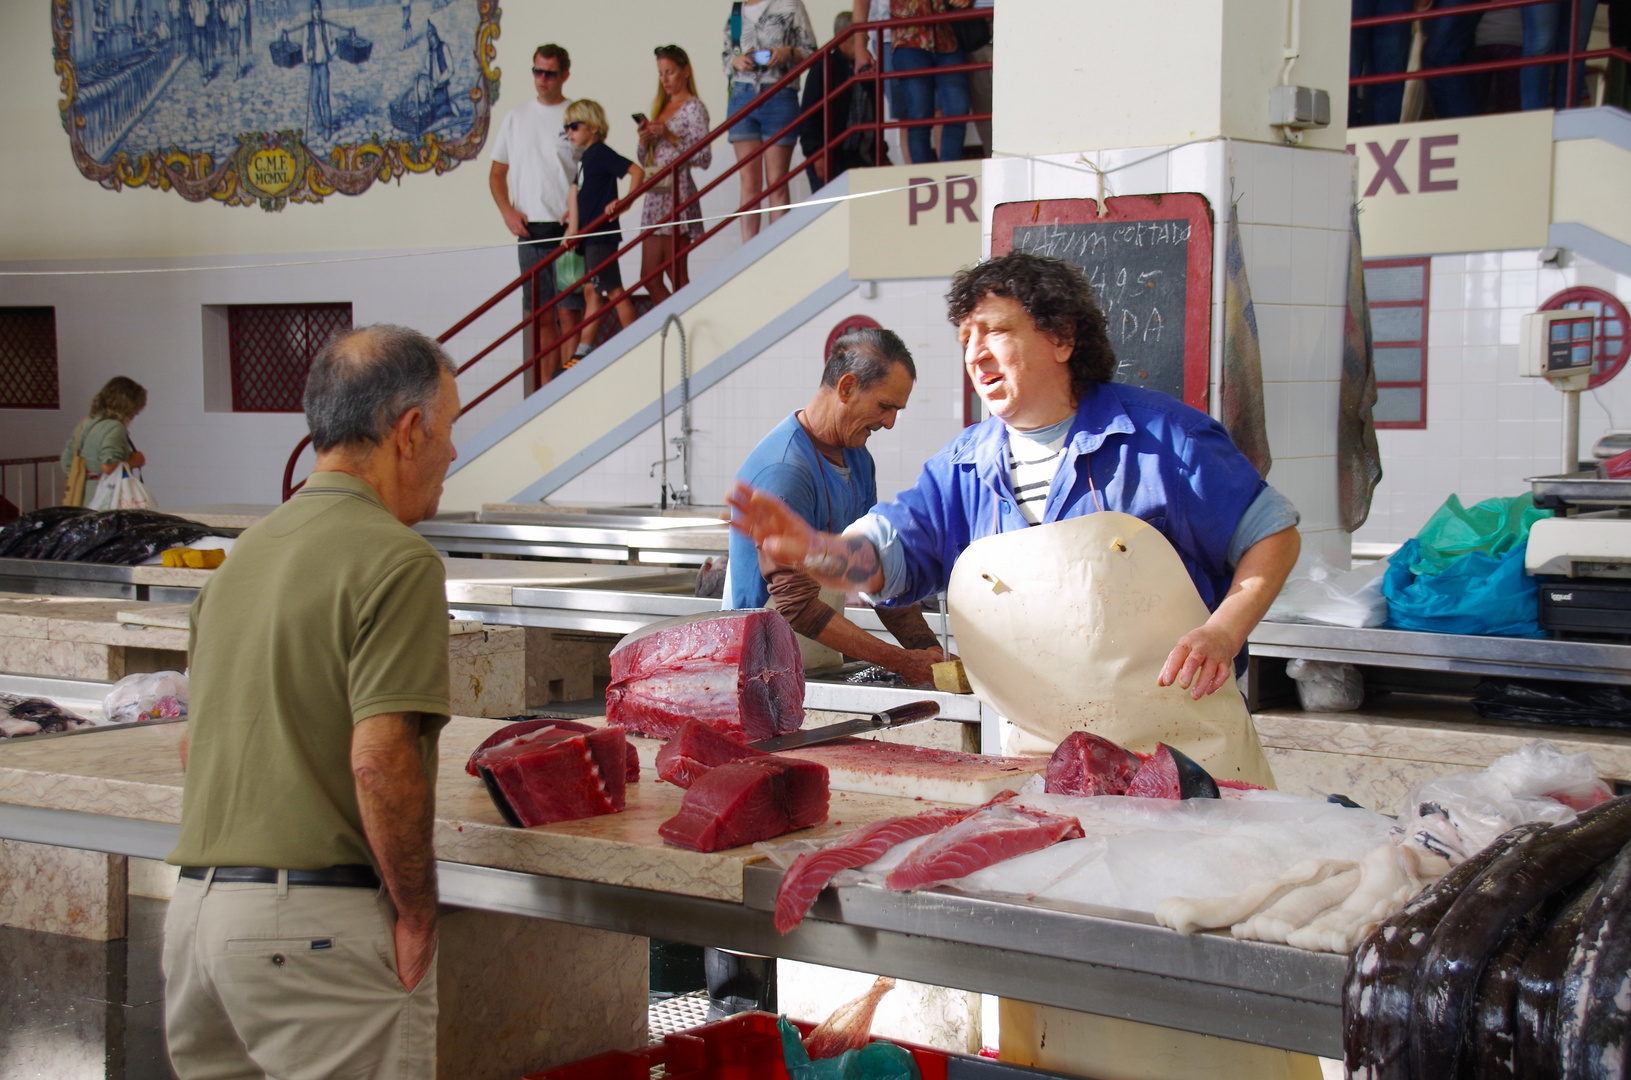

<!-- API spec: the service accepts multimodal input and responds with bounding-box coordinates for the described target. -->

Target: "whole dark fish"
[1410,797,1631,1078]
[1343,822,1548,1080]
[78,522,211,565]
[40,510,206,563]
[0,506,93,558]
[1558,836,1631,1079]
[1464,899,1552,1080]
[1513,873,1604,1075]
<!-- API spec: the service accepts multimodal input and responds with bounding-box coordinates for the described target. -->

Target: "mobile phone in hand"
[751,48,773,67]
[632,112,648,124]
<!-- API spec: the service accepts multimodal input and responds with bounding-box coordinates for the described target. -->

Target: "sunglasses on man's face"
[532,67,563,78]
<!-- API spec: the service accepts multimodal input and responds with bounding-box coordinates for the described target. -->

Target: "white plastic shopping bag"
[88,464,155,511]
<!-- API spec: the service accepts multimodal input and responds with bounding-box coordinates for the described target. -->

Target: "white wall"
[546,278,969,509]
[1354,248,1631,545]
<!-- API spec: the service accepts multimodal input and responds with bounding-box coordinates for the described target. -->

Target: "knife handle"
[875,700,940,728]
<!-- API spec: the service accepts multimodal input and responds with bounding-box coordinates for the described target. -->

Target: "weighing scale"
[1520,309,1631,639]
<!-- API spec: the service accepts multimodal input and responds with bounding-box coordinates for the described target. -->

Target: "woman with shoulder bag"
[61,376,149,507]
[723,0,818,241]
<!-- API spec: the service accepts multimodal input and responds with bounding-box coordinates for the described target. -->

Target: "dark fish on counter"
[1466,900,1551,1079]
[465,717,638,783]
[0,694,94,735]
[77,522,213,565]
[1126,743,1220,800]
[658,756,829,853]
[0,716,42,738]
[606,611,803,741]
[1557,835,1631,1078]
[1514,872,1603,1076]
[1410,797,1631,1078]
[1343,821,1548,1080]
[773,793,1016,934]
[883,801,1084,892]
[1045,731,1144,797]
[0,506,93,558]
[473,724,629,828]
[655,718,766,789]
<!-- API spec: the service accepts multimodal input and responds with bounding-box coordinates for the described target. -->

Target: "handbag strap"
[730,1,743,51]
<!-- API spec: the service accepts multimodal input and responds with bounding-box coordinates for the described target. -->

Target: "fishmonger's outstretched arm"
[727,481,884,593]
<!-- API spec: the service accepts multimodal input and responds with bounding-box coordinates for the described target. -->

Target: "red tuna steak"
[606,611,804,741]
[774,791,1017,933]
[1044,731,1144,797]
[467,717,639,783]
[475,725,629,828]
[658,757,830,853]
[1125,743,1220,800]
[655,718,767,788]
[884,803,1084,891]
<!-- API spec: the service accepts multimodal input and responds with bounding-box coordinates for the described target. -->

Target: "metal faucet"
[654,313,691,509]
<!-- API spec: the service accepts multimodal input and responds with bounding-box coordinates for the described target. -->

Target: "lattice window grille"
[0,307,61,410]
[229,303,352,413]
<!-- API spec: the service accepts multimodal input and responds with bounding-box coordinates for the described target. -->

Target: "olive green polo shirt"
[61,417,134,499]
[169,472,451,871]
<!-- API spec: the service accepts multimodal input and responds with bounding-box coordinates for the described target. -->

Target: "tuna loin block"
[659,757,830,853]
[606,611,804,740]
[1125,743,1221,800]
[467,718,639,783]
[1045,731,1144,797]
[475,725,629,827]
[655,718,768,788]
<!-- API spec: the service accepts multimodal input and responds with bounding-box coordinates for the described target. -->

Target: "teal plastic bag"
[1381,493,1551,638]
[554,247,585,292]
[779,1017,921,1080]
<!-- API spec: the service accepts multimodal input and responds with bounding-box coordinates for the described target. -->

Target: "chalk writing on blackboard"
[1011,220,1193,400]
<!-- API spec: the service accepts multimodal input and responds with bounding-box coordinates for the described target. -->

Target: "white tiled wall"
[979,138,1357,567]
[545,278,969,508]
[1355,248,1631,544]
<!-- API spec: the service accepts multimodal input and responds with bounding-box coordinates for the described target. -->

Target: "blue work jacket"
[871,382,1266,612]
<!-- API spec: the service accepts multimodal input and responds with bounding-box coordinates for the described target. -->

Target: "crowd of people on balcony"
[1351,0,1629,126]
[489,2,993,382]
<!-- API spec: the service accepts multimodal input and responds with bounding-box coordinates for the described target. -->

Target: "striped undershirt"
[1006,415,1074,525]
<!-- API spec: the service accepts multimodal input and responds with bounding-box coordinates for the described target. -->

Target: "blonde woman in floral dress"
[639,45,712,303]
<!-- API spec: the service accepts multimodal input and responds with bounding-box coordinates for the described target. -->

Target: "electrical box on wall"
[1269,86,1331,129]
[1521,309,1597,390]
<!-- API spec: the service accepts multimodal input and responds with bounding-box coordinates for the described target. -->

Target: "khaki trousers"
[163,874,437,1080]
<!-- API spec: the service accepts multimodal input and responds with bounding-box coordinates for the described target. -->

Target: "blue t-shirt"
[574,141,634,242]
[723,413,878,610]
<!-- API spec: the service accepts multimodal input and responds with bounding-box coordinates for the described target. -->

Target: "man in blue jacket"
[728,252,1301,700]
[724,326,946,684]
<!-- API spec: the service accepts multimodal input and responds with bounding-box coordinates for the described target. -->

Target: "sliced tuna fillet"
[475,725,629,828]
[773,791,1018,933]
[780,738,1045,806]
[883,803,1084,891]
[466,717,639,782]
[606,611,804,741]
[658,757,830,853]
[1125,743,1220,800]
[655,718,767,788]
[1044,731,1144,797]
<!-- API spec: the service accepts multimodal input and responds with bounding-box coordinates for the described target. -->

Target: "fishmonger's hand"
[726,481,885,593]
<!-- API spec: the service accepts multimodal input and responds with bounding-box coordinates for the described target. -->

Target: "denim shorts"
[727,82,800,145]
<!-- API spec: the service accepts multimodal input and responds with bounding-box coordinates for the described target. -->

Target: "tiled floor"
[0,897,176,1080]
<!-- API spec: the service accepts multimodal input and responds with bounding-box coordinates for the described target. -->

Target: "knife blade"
[749,700,941,752]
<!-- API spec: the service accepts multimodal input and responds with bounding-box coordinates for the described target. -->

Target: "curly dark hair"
[945,252,1116,398]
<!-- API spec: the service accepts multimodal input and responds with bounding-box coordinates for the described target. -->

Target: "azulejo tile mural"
[53,0,501,209]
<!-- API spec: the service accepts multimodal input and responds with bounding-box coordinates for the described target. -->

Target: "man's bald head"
[304,325,457,453]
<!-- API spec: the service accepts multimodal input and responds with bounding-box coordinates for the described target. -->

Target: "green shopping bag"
[554,247,586,292]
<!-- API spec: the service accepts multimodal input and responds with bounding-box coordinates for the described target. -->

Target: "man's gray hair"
[820,326,915,390]
[303,324,457,452]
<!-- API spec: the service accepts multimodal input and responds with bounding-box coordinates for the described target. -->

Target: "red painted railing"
[283,9,993,500]
[0,456,63,525]
[1351,0,1631,115]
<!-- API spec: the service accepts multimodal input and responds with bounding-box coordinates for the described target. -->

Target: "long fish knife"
[750,700,941,752]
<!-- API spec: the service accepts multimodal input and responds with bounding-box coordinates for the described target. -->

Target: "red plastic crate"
[524,1011,951,1080]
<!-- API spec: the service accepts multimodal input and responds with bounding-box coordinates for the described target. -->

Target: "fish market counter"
[0,717,1348,1059]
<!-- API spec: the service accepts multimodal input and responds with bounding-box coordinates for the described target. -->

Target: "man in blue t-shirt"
[723,328,946,684]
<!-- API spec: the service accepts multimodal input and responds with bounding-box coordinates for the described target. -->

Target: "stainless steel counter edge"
[1250,622,1631,684]
[0,802,1343,1057]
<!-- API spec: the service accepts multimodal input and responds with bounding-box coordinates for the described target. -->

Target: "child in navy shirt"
[564,99,646,365]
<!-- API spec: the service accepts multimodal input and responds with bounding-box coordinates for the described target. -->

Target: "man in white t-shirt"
[489,43,581,383]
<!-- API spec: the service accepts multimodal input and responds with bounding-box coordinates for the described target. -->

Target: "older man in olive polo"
[164,325,459,1080]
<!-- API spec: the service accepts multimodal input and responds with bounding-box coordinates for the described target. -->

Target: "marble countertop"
[0,593,189,651]
[1254,695,1631,782]
[163,504,276,530]
[440,558,694,605]
[0,717,950,903]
